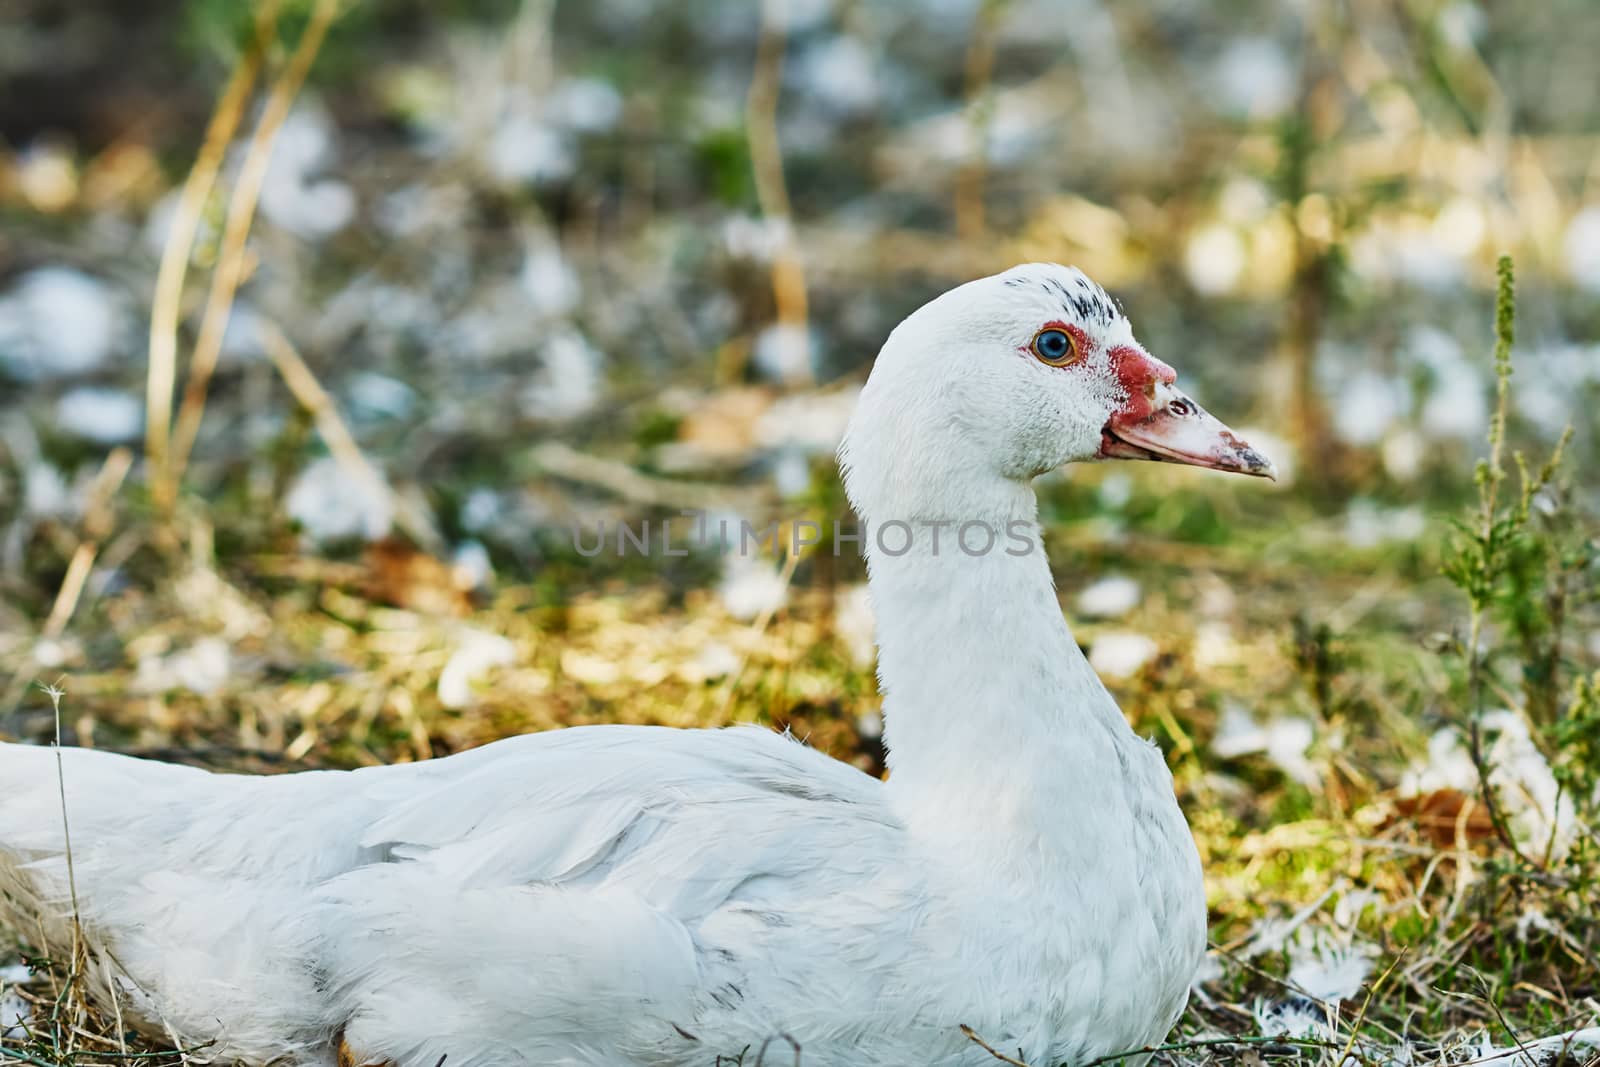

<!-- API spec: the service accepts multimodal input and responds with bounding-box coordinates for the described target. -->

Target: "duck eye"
[1031,328,1079,366]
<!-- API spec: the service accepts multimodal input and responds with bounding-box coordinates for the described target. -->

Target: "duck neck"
[862,482,1131,841]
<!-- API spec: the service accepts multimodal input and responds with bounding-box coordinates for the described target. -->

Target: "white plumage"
[1,264,1273,1066]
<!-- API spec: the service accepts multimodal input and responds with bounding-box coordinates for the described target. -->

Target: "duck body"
[2,717,1201,1067]
[1,263,1273,1066]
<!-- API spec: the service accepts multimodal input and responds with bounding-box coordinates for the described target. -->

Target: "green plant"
[1550,671,1600,822]
[1440,255,1595,870]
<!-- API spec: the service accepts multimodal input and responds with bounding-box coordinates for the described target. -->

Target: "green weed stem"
[1464,255,1526,864]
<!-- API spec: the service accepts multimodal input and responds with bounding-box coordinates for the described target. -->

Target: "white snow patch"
[1381,429,1426,481]
[487,109,574,185]
[1408,325,1487,441]
[438,629,516,709]
[1343,500,1426,548]
[692,640,741,682]
[460,488,503,533]
[751,323,814,385]
[272,179,356,239]
[24,462,76,518]
[1183,223,1246,295]
[1420,370,1487,441]
[1437,2,1486,49]
[31,637,74,669]
[1088,632,1158,679]
[451,540,494,591]
[1075,575,1141,619]
[286,456,394,543]
[267,103,335,182]
[220,302,271,365]
[1333,371,1409,446]
[1192,620,1241,669]
[770,0,831,33]
[1211,701,1318,788]
[54,387,142,443]
[522,330,603,421]
[1350,222,1465,290]
[548,77,623,133]
[718,555,789,621]
[142,190,194,254]
[1408,324,1464,372]
[0,268,121,379]
[519,241,582,318]
[1212,37,1296,119]
[1432,196,1486,258]
[1564,206,1600,292]
[723,215,791,262]
[770,449,812,499]
[796,36,879,115]
[2,988,29,1040]
[136,636,232,696]
[260,105,355,238]
[834,583,877,667]
[1511,343,1599,433]
[346,372,416,420]
[1096,472,1133,510]
[1218,177,1273,224]
[755,388,860,453]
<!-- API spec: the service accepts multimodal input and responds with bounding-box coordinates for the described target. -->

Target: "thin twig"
[101,954,126,1057]
[258,319,443,551]
[953,0,1005,240]
[959,1025,1030,1067]
[146,0,280,511]
[167,0,341,492]
[744,0,810,384]
[1338,947,1408,1064]
[40,680,85,1060]
[712,543,804,721]
[41,447,132,639]
[257,320,384,507]
[529,440,763,513]
[1472,969,1538,1067]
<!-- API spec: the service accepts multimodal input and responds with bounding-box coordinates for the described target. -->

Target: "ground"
[2,1,1599,1064]
[2,453,1596,1065]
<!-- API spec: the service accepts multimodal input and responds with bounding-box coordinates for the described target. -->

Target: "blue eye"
[1032,328,1078,365]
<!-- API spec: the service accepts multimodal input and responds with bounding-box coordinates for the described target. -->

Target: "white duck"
[0,263,1273,1067]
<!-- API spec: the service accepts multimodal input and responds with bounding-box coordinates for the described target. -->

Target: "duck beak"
[1097,348,1275,479]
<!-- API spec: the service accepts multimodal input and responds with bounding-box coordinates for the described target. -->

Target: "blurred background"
[2,0,1599,1054]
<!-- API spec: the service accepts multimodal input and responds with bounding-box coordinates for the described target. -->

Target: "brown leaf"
[361,537,473,617]
[1387,788,1498,849]
[676,387,776,458]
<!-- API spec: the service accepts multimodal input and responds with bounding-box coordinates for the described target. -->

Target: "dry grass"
[2,496,1596,1065]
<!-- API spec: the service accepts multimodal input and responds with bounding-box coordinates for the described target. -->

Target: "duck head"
[840,263,1273,524]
